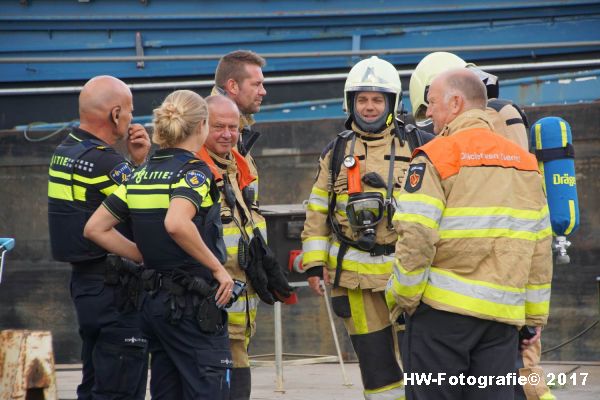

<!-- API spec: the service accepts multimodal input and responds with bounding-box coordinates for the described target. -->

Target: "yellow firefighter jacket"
[302,122,413,290]
[199,147,266,340]
[386,109,552,327]
[486,98,530,150]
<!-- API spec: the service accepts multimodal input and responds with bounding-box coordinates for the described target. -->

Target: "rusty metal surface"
[0,330,57,400]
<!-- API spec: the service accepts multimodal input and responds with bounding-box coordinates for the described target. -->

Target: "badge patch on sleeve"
[185,170,207,188]
[404,163,426,193]
[109,162,133,184]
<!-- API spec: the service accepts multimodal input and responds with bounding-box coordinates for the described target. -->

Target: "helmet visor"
[346,85,397,94]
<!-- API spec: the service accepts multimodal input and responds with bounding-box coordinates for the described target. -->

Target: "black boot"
[229,367,251,400]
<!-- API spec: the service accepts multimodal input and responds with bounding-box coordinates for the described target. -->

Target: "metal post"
[273,301,285,392]
[322,281,353,387]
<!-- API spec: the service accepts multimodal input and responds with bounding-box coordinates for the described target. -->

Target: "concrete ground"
[55,361,600,399]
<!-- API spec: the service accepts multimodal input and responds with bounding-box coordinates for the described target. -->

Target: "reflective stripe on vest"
[525,283,551,316]
[393,193,444,229]
[227,294,259,326]
[301,236,329,264]
[307,186,328,214]
[223,221,267,256]
[439,205,552,241]
[327,241,394,276]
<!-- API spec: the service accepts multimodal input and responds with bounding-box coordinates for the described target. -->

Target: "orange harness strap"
[195,146,256,190]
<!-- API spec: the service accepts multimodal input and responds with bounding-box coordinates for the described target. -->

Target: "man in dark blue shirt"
[48,75,151,400]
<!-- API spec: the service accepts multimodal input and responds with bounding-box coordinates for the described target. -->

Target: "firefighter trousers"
[332,286,405,399]
[405,303,518,400]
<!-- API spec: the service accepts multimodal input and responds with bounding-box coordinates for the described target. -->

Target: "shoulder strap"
[404,124,435,152]
[489,98,530,129]
[327,130,359,250]
[231,149,257,190]
[487,98,511,112]
[329,130,354,187]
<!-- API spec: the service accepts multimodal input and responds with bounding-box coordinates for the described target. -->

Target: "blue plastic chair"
[0,237,15,284]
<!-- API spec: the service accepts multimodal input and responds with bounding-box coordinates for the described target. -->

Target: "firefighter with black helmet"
[302,56,431,400]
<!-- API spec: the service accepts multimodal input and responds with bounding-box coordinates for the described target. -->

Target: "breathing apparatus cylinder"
[531,117,579,264]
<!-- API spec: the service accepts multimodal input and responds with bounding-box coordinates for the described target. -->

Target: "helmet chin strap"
[352,96,390,133]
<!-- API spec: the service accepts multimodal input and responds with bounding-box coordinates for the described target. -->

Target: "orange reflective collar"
[415,128,539,180]
[195,146,256,190]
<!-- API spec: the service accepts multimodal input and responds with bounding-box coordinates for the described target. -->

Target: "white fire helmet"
[343,56,402,118]
[409,52,467,123]
[409,51,499,123]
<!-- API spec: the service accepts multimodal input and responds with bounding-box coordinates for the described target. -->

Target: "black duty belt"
[70,257,107,275]
[158,275,177,292]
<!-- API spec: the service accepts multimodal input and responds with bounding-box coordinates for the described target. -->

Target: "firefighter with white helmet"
[302,56,432,400]
[409,51,529,149]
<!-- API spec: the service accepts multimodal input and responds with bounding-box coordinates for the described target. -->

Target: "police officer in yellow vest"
[48,75,150,400]
[212,50,267,202]
[196,95,292,400]
[386,68,552,399]
[302,56,413,400]
[409,52,555,400]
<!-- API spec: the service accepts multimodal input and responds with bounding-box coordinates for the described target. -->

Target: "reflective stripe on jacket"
[386,110,552,327]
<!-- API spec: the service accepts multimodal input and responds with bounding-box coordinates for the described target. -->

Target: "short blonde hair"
[152,90,208,148]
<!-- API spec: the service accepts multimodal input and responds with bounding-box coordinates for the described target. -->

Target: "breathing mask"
[345,192,385,251]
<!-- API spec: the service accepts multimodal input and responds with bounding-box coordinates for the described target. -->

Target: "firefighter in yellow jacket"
[197,95,291,400]
[302,56,422,400]
[386,68,553,399]
[410,51,530,150]
[212,50,267,202]
[409,52,555,400]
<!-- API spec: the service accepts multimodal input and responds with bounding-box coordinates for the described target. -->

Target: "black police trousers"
[70,266,148,400]
[141,289,232,400]
[404,303,518,400]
